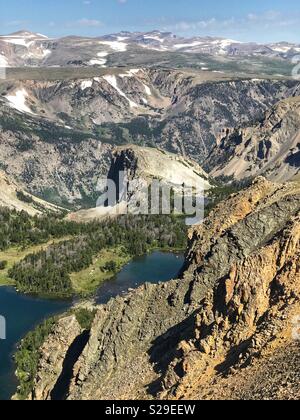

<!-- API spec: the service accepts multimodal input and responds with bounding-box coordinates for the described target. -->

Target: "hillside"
[0,170,61,215]
[27,177,300,400]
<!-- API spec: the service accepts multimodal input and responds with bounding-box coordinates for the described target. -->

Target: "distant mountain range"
[1,30,300,68]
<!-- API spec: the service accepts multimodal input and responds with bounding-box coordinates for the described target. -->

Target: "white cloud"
[68,18,103,27]
[161,10,300,42]
[5,20,29,27]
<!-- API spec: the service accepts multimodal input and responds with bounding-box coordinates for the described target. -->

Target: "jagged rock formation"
[0,70,170,124]
[0,99,113,207]
[206,96,300,182]
[1,71,299,206]
[30,178,300,400]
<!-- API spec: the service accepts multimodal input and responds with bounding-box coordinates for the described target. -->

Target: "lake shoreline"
[0,251,184,400]
[0,246,186,300]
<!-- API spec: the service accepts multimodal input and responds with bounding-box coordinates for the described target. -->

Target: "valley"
[0,66,299,207]
[0,208,188,298]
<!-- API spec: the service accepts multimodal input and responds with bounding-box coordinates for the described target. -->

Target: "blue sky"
[0,0,300,43]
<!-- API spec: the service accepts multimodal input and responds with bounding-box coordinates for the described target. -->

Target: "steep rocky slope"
[0,100,113,207]
[0,170,61,215]
[206,96,300,182]
[29,315,84,401]
[29,178,300,400]
[1,71,299,206]
[0,69,170,124]
[148,76,300,162]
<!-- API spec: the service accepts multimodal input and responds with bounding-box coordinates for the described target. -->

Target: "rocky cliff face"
[1,70,299,206]
[151,77,300,163]
[30,178,300,400]
[206,96,300,182]
[68,144,210,222]
[29,316,83,401]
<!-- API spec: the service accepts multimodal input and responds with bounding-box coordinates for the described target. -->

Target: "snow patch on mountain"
[144,35,164,43]
[42,49,52,57]
[103,75,138,108]
[5,89,35,114]
[119,68,142,78]
[80,80,93,90]
[174,41,203,49]
[88,51,108,66]
[0,54,8,67]
[89,59,106,66]
[98,40,127,52]
[97,51,109,57]
[36,33,48,39]
[143,84,152,96]
[4,38,33,47]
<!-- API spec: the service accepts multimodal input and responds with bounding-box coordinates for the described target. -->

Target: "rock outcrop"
[31,178,300,400]
[29,315,84,401]
[206,96,300,182]
[67,144,210,222]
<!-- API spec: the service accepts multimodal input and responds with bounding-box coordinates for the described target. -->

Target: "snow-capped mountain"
[0,30,300,68]
[0,30,48,45]
[98,30,300,57]
[0,30,52,67]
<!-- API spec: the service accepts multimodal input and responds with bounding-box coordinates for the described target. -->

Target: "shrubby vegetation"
[0,260,7,270]
[14,317,57,400]
[16,191,34,204]
[102,260,118,273]
[75,308,96,330]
